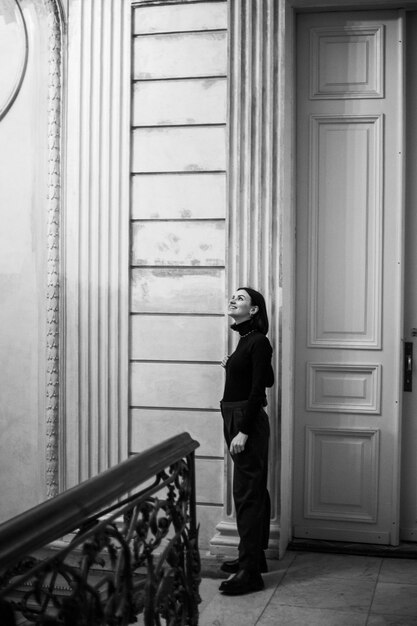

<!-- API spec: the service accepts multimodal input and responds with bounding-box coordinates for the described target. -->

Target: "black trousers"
[221,400,271,574]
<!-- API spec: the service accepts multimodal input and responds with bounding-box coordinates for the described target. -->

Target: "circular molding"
[0,0,28,121]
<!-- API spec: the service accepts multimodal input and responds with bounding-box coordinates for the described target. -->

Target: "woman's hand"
[230,431,248,454]
[221,355,229,368]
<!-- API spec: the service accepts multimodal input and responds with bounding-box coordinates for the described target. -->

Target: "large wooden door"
[294,11,404,544]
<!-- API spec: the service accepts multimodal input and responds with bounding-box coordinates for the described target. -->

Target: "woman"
[219,287,274,596]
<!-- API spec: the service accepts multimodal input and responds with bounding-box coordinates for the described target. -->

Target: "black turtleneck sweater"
[222,319,274,434]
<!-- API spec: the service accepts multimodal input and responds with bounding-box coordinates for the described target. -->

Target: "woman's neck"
[232,318,254,336]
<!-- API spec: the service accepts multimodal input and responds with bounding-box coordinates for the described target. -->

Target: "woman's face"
[227,289,258,322]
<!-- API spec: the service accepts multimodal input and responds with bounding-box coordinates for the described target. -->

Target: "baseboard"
[289,538,417,559]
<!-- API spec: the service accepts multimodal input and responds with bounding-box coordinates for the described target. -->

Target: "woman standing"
[219,287,274,596]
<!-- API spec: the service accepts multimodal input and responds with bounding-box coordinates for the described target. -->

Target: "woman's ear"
[250,305,259,317]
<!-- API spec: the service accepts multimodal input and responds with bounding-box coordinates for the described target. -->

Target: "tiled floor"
[199,551,417,625]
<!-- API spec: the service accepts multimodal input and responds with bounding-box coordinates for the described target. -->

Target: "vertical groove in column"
[261,0,270,298]
[99,0,110,474]
[118,2,130,466]
[227,0,240,306]
[251,0,262,288]
[79,0,92,481]
[90,0,98,479]
[89,0,100,478]
[108,0,116,471]
[241,0,252,286]
[266,0,279,521]
[109,0,130,468]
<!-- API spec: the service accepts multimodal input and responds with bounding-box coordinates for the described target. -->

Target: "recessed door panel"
[308,114,383,348]
[310,25,384,99]
[304,428,380,523]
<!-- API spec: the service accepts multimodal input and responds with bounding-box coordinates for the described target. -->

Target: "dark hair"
[238,286,269,335]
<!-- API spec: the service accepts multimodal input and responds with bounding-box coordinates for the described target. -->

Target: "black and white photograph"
[1,1,417,624]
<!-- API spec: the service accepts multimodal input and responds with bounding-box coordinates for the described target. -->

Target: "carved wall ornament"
[44,0,63,498]
[0,0,28,120]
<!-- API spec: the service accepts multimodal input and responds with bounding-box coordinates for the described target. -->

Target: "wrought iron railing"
[0,433,200,626]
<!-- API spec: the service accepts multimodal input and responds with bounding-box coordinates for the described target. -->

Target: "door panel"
[294,11,404,544]
[308,114,383,348]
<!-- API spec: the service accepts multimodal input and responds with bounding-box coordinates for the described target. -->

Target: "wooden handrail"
[0,432,199,571]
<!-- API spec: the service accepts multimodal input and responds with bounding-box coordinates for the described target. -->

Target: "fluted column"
[210,0,280,557]
[62,0,131,487]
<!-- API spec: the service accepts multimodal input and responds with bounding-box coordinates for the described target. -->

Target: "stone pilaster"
[62,0,131,487]
[210,0,281,558]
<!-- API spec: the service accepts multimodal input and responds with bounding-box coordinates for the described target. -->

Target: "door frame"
[279,0,407,554]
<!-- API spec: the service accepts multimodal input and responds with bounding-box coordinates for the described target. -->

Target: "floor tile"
[272,550,298,570]
[379,558,417,584]
[257,604,367,625]
[131,579,217,625]
[199,578,222,613]
[270,575,375,613]
[199,569,286,626]
[199,587,276,626]
[261,554,297,580]
[286,551,382,581]
[371,582,417,617]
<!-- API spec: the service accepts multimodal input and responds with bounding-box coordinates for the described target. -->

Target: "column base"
[209,519,281,559]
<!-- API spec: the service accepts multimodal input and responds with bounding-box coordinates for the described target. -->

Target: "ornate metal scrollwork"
[0,454,200,625]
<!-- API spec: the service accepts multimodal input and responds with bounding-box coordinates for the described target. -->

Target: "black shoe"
[220,555,268,574]
[219,569,264,595]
